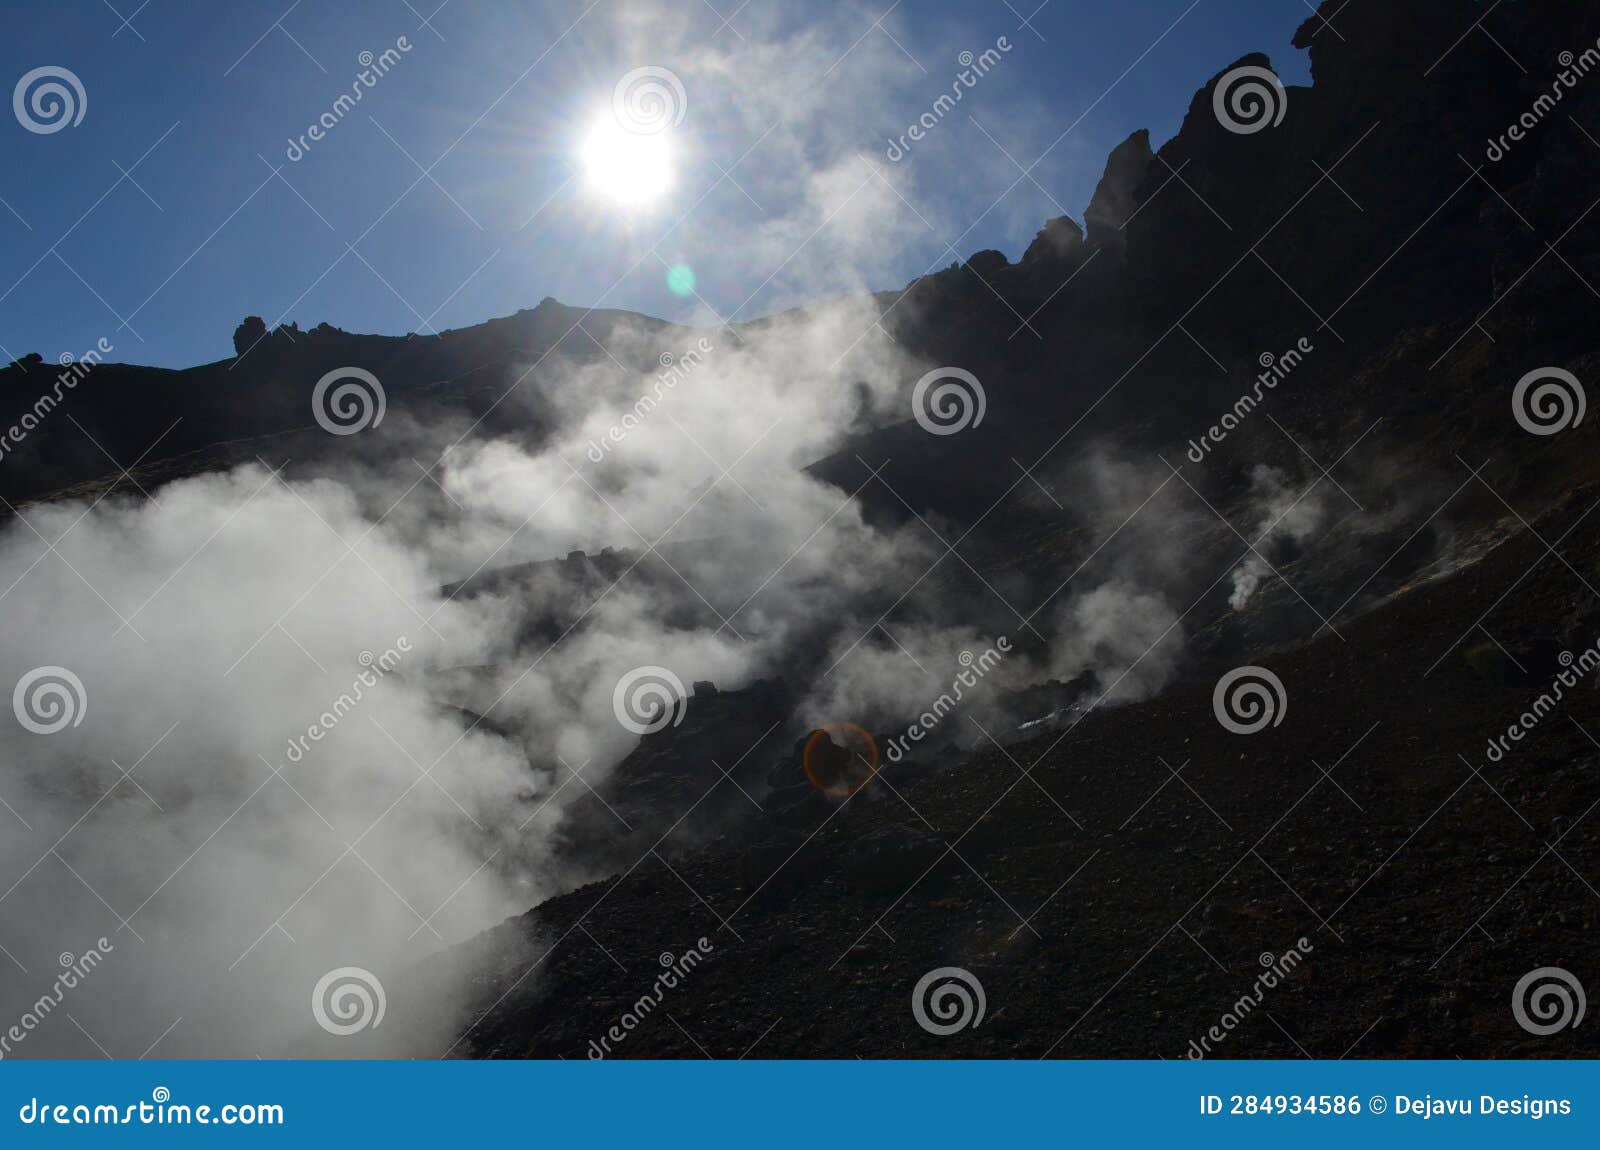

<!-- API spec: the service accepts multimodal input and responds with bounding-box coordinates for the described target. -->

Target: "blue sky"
[1,1,1313,369]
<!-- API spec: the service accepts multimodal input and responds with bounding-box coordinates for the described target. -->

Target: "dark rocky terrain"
[442,486,1600,1058]
[432,0,1600,1059]
[10,0,1600,1059]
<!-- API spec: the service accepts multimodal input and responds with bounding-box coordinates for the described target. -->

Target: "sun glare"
[581,116,674,208]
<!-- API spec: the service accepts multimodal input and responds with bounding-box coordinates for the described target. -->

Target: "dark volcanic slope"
[446,484,1600,1059]
[412,0,1600,1060]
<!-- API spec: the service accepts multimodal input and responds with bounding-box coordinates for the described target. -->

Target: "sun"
[581,116,674,208]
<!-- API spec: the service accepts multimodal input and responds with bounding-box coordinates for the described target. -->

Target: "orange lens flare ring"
[802,723,879,798]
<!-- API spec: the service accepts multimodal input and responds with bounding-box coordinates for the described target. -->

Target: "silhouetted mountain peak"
[1083,129,1153,248]
[964,249,1010,277]
[1021,215,1084,265]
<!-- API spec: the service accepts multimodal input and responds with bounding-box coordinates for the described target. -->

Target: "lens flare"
[666,264,696,296]
[803,723,879,798]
